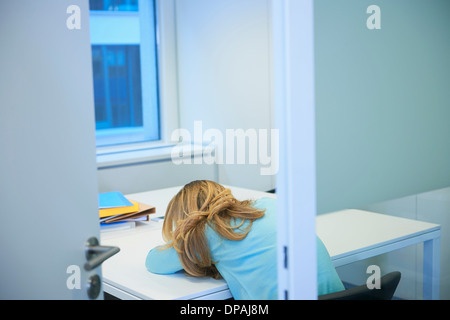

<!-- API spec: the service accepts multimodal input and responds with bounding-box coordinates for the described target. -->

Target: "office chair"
[318,271,401,300]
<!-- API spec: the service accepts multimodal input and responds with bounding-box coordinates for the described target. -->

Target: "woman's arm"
[145,244,184,274]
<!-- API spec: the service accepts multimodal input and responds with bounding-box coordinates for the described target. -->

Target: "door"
[0,0,110,299]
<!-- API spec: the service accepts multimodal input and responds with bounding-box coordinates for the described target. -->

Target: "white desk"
[100,186,440,300]
[316,209,440,300]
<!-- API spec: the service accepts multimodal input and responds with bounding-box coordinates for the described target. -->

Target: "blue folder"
[98,191,133,209]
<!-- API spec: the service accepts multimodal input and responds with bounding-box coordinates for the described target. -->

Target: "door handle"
[84,237,120,271]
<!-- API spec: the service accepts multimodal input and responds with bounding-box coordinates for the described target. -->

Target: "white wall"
[97,157,218,194]
[315,0,450,214]
[175,0,275,191]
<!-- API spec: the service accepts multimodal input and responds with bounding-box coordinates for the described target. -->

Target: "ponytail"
[161,180,265,279]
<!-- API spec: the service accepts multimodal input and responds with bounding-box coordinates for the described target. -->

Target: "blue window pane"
[92,45,143,130]
[89,0,138,11]
[90,0,160,147]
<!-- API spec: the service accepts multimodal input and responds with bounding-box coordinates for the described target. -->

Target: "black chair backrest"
[318,271,401,300]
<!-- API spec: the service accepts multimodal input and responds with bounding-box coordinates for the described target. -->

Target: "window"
[89,0,160,148]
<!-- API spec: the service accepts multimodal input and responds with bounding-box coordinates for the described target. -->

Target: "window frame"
[94,0,179,159]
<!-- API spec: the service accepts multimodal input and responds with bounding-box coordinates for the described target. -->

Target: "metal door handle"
[84,237,120,271]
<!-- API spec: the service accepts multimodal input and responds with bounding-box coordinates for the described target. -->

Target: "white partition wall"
[273,0,450,300]
[272,0,317,300]
[314,0,450,214]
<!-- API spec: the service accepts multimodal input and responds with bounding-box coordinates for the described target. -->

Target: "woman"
[145,180,344,299]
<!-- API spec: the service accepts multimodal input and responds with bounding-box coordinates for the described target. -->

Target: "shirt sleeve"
[316,236,345,295]
[145,244,184,274]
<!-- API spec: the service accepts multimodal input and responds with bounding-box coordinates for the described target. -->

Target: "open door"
[0,0,115,299]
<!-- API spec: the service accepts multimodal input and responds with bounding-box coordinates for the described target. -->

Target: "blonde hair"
[161,180,265,279]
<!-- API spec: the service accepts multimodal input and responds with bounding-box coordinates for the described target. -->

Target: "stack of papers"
[98,191,155,231]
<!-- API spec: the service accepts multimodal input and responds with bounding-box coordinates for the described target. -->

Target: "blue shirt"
[145,197,344,299]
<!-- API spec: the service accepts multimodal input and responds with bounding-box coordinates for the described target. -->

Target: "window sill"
[96,143,205,169]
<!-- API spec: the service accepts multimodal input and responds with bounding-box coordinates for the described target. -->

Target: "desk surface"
[316,209,440,267]
[100,186,440,300]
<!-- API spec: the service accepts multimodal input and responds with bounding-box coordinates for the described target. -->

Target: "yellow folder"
[99,200,140,218]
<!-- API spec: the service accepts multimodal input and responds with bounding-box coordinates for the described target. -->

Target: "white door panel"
[0,0,106,299]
